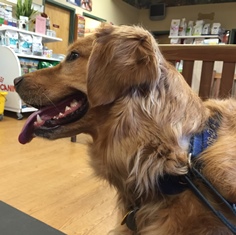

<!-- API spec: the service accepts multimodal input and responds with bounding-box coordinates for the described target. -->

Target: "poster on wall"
[66,0,92,11]
[74,14,86,40]
[74,15,104,40]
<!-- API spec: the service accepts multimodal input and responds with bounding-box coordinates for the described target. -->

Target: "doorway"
[44,0,75,55]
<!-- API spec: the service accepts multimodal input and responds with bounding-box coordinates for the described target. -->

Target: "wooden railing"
[159,45,236,99]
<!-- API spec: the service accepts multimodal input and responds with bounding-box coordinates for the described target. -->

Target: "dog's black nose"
[14,76,24,88]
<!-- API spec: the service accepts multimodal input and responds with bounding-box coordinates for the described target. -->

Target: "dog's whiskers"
[42,93,60,111]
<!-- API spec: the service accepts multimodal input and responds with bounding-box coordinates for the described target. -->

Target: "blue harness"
[189,116,219,159]
[184,116,236,234]
[159,116,220,195]
[122,116,236,234]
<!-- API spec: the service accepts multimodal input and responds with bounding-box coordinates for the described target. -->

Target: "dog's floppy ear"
[87,24,160,107]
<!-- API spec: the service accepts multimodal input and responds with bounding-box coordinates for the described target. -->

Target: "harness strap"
[184,166,236,234]
[122,115,236,233]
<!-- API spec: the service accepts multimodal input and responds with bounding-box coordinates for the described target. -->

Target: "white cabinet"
[0,26,63,119]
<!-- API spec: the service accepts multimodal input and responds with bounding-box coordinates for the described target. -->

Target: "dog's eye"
[66,52,80,61]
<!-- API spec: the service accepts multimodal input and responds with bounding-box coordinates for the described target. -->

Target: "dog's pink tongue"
[18,110,40,144]
[18,103,58,144]
[19,103,57,144]
[18,95,84,144]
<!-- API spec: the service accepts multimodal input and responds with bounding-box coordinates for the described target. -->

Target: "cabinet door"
[45,3,71,55]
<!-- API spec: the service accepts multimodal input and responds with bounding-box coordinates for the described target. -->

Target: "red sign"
[53,24,59,29]
[0,77,15,92]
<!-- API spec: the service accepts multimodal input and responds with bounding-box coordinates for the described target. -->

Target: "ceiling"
[123,0,236,8]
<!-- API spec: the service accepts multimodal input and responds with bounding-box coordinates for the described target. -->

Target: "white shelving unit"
[169,35,221,44]
[0,25,62,43]
[17,53,64,61]
[0,26,63,119]
[169,35,219,39]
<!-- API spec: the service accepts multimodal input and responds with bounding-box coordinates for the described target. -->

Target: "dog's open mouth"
[19,93,88,144]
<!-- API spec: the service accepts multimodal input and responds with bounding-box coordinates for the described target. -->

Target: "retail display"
[0,3,15,27]
[0,26,63,119]
[169,19,225,44]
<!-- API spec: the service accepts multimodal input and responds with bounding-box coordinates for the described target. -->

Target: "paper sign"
[35,15,46,35]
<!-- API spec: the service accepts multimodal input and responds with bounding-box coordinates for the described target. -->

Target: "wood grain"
[0,112,118,235]
[45,3,70,55]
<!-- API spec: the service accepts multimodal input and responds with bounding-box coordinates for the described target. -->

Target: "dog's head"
[87,24,162,107]
[14,24,170,144]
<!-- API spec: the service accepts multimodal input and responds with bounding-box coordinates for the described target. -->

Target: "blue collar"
[159,116,220,195]
[189,116,220,160]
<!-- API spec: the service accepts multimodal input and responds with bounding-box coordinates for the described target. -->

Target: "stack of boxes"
[0,3,17,27]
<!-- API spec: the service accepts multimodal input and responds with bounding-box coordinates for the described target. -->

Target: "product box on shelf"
[19,33,33,55]
[0,3,13,26]
[19,58,39,75]
[5,29,19,53]
[32,35,43,56]
[169,19,180,37]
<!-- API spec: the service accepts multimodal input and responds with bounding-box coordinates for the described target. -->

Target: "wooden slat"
[160,45,236,100]
[199,61,214,100]
[159,45,236,62]
[182,60,194,87]
[169,60,176,66]
[219,62,236,98]
[210,71,221,98]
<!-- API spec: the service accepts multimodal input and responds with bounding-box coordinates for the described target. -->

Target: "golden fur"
[14,24,236,234]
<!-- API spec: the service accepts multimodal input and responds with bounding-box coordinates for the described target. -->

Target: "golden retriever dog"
[14,24,236,234]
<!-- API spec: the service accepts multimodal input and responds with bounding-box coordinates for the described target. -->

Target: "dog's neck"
[89,62,212,224]
[90,69,209,194]
[122,114,230,233]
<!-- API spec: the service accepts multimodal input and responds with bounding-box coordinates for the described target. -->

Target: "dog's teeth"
[53,116,57,119]
[65,106,71,112]
[36,115,43,124]
[59,112,64,118]
[70,99,78,108]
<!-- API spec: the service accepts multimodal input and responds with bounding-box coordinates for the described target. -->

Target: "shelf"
[21,107,38,113]
[17,53,63,62]
[0,25,62,43]
[1,45,64,62]
[4,106,37,114]
[169,35,219,39]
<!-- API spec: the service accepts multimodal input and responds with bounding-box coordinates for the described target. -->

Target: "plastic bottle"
[186,21,194,36]
[179,18,187,36]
